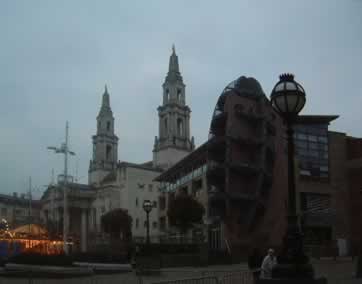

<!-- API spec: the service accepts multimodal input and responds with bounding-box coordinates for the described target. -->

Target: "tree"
[167,194,205,238]
[101,208,132,241]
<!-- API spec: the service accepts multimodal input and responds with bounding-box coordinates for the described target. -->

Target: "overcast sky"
[0,0,361,198]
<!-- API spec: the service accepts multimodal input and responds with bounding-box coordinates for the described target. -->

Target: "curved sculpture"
[207,76,288,256]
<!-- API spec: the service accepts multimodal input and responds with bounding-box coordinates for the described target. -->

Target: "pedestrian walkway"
[312,258,359,284]
[0,259,359,284]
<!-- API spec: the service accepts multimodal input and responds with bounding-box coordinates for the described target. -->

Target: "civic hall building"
[40,46,195,252]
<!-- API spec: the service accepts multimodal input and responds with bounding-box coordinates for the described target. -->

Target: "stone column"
[159,113,162,138]
[173,112,177,139]
[81,209,87,252]
[186,114,190,140]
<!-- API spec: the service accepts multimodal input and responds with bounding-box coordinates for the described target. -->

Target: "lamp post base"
[271,215,315,279]
[272,263,315,279]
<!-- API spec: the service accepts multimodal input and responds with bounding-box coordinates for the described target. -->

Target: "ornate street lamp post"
[47,121,76,255]
[143,200,153,247]
[270,74,314,279]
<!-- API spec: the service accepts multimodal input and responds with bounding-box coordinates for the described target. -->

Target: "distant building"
[156,142,209,238]
[0,192,41,229]
[294,116,339,256]
[333,135,362,255]
[345,137,362,255]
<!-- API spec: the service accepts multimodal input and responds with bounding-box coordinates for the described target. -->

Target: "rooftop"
[154,142,208,183]
[296,115,339,124]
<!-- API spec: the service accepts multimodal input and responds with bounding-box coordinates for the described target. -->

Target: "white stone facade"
[40,47,195,251]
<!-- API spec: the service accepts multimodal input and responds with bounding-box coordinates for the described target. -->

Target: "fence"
[148,270,254,284]
[0,269,254,284]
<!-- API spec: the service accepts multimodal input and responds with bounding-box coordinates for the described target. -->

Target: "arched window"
[177,118,183,137]
[177,89,182,102]
[166,89,170,102]
[107,121,111,131]
[106,145,112,160]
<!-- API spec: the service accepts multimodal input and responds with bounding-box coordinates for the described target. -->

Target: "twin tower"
[89,46,195,184]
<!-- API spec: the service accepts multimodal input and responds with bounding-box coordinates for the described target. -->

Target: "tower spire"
[90,85,118,185]
[99,84,111,114]
[166,44,182,82]
[154,46,194,169]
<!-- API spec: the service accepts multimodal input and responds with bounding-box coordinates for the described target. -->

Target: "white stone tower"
[153,46,195,169]
[89,86,118,185]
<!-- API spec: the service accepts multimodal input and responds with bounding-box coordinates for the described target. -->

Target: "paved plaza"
[0,258,360,284]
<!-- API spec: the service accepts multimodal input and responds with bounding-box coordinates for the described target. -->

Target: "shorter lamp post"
[143,200,153,247]
[270,74,314,279]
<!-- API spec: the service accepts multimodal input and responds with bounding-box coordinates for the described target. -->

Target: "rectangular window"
[295,123,330,179]
[296,141,308,149]
[300,193,331,212]
[106,145,112,160]
[309,150,319,158]
[192,179,203,196]
[318,136,328,143]
[135,218,139,228]
[93,208,97,227]
[300,169,311,176]
[159,196,166,210]
[179,186,188,195]
[320,166,328,172]
[298,149,308,156]
[148,184,153,192]
[160,217,166,230]
[309,142,318,150]
[152,221,157,229]
[308,135,318,142]
[297,133,308,140]
[1,208,7,216]
[153,201,157,208]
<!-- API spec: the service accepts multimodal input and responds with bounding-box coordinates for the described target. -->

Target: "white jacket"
[260,255,277,279]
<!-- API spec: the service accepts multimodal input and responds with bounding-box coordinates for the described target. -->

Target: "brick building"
[156,75,362,258]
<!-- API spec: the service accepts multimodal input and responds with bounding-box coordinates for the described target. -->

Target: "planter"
[3,263,93,278]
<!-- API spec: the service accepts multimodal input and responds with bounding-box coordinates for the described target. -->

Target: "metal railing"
[0,269,254,284]
[149,276,219,284]
[218,271,254,284]
[149,270,254,284]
